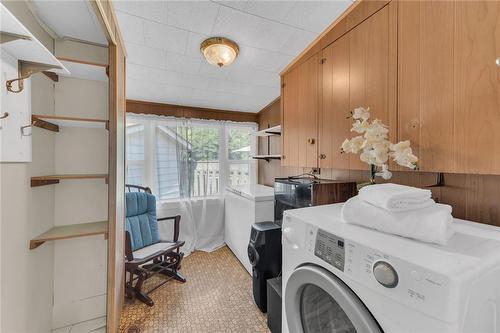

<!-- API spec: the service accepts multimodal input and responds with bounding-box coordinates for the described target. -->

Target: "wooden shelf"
[0,4,69,74]
[30,221,108,250]
[31,174,108,187]
[252,125,281,137]
[32,115,109,132]
[252,155,281,162]
[57,57,108,82]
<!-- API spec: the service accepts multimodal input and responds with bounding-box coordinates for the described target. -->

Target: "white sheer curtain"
[126,114,257,254]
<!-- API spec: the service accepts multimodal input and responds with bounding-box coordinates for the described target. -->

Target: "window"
[125,123,144,186]
[227,126,254,186]
[125,115,257,200]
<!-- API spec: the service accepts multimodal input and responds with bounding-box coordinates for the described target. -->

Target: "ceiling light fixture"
[200,37,239,68]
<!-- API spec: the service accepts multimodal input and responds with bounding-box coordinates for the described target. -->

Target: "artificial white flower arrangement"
[341,107,418,181]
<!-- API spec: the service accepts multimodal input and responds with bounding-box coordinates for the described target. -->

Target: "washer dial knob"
[373,261,398,288]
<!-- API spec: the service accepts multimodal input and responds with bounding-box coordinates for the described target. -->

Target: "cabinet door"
[454,1,500,174]
[398,1,455,173]
[348,3,396,170]
[319,34,350,169]
[298,53,319,168]
[281,67,299,166]
[399,1,500,174]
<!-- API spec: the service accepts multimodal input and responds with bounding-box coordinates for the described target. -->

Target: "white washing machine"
[282,203,500,333]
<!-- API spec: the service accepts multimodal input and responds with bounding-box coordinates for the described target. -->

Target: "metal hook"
[20,123,33,136]
[0,112,9,120]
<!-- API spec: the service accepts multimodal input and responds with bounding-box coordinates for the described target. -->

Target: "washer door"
[285,265,382,333]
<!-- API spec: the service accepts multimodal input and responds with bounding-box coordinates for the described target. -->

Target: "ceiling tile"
[211,6,294,53]
[116,0,350,112]
[116,11,145,45]
[165,52,202,75]
[279,28,317,56]
[243,1,296,23]
[283,1,352,33]
[113,0,167,24]
[166,1,220,34]
[185,32,209,57]
[213,0,248,11]
[126,43,166,69]
[144,21,189,53]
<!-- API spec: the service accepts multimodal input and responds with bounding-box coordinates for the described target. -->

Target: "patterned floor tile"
[120,246,270,333]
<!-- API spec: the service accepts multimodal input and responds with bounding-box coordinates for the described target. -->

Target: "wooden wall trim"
[280,0,389,76]
[127,99,258,123]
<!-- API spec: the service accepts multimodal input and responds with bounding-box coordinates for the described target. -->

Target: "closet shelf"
[29,221,108,250]
[32,115,109,132]
[57,57,108,82]
[31,174,108,187]
[252,154,281,162]
[0,4,69,74]
[252,125,281,137]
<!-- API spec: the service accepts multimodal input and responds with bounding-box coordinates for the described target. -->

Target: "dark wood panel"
[126,99,258,123]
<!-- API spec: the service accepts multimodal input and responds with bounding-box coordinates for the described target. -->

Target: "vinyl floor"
[120,246,270,333]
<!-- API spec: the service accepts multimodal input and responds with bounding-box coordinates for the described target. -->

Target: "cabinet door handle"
[319,153,326,159]
[307,138,315,144]
[496,57,500,66]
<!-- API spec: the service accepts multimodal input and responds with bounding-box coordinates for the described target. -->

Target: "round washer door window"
[300,284,356,333]
[285,265,382,333]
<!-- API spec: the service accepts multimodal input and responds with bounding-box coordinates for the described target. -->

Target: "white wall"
[52,77,108,329]
[0,1,56,332]
[0,75,56,333]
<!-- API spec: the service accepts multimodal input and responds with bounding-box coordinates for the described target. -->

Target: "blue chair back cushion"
[125,192,160,251]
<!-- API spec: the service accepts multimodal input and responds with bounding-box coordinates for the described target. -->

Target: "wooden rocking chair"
[124,185,186,306]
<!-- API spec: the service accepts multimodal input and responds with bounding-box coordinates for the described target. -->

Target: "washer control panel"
[314,228,345,272]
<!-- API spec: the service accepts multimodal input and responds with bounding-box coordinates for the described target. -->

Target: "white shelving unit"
[252,125,281,137]
[1,3,68,74]
[252,124,282,162]
[32,114,109,130]
[58,58,108,82]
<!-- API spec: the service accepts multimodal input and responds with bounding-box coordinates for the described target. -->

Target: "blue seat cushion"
[125,192,160,251]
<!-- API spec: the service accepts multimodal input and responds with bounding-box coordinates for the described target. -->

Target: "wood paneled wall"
[127,99,258,123]
[257,98,500,227]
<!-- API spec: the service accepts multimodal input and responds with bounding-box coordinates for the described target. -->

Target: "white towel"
[359,183,433,212]
[341,196,454,245]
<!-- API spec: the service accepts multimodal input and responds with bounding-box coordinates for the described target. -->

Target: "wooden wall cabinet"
[398,0,500,175]
[319,3,397,170]
[283,1,397,170]
[282,53,319,168]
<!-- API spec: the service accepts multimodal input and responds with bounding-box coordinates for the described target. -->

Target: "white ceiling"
[115,0,352,113]
[29,0,108,45]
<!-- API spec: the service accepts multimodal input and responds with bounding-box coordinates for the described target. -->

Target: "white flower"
[342,106,419,174]
[351,119,370,134]
[352,107,370,121]
[390,140,411,153]
[375,164,393,180]
[341,136,365,154]
[364,119,389,142]
[392,147,418,169]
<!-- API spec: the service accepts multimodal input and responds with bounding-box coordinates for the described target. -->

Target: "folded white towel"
[359,183,433,212]
[341,196,454,245]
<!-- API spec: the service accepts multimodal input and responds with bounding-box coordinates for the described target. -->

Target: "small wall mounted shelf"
[31,174,108,187]
[57,57,108,82]
[29,221,108,250]
[1,3,69,92]
[32,115,109,132]
[252,125,281,137]
[252,154,281,162]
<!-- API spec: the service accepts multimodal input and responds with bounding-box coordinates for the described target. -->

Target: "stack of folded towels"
[341,183,454,245]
